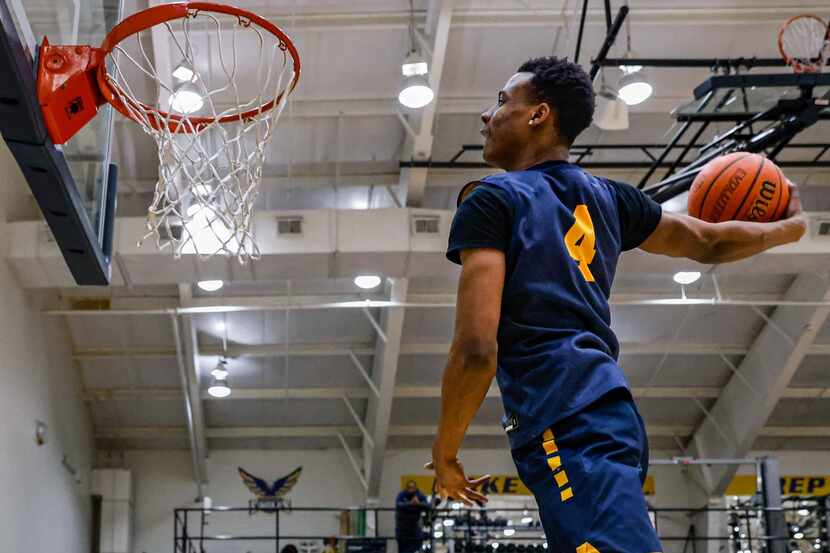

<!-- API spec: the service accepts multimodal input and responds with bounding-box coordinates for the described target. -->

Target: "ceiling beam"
[74,343,377,359]
[164,6,824,31]
[94,424,830,441]
[71,341,830,360]
[76,341,717,359]
[364,278,408,499]
[49,288,830,317]
[399,0,453,207]
[687,273,830,495]
[175,284,209,496]
[82,385,830,402]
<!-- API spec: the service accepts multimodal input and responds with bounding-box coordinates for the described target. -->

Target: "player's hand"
[784,179,803,219]
[424,458,490,506]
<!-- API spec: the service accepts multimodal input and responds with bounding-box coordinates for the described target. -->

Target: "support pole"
[760,457,787,553]
[574,0,589,64]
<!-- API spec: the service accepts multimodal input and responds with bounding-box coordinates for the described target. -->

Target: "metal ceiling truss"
[94,424,830,441]
[426,142,830,171]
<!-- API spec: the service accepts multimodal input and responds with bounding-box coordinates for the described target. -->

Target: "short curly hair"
[517,56,595,145]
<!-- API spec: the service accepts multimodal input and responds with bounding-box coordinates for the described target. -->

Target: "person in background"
[322,537,338,553]
[396,480,428,553]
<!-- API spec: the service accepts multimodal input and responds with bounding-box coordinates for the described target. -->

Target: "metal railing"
[173,500,830,553]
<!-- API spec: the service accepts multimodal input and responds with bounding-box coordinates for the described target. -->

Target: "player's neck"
[507,144,570,172]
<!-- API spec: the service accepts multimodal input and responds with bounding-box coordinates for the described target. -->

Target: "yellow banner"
[402,475,655,496]
[725,475,830,497]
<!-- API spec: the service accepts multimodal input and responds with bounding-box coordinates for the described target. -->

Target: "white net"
[779,15,829,73]
[103,7,298,261]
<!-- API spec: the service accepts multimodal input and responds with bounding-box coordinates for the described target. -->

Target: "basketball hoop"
[37,2,301,262]
[778,14,829,73]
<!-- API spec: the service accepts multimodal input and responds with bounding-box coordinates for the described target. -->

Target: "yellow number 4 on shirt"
[564,204,596,282]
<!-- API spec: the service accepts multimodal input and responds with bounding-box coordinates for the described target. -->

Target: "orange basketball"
[688,152,789,223]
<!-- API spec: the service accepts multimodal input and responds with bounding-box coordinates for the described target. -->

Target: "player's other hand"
[424,458,490,507]
[783,179,808,242]
[785,179,804,220]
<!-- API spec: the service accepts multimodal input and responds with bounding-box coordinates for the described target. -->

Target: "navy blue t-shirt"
[446,160,662,449]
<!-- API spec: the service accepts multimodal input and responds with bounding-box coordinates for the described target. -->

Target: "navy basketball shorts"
[511,389,663,553]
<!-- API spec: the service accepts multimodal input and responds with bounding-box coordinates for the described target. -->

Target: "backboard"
[0,0,121,284]
[675,73,830,122]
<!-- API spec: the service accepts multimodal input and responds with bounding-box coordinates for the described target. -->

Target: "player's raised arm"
[640,183,807,263]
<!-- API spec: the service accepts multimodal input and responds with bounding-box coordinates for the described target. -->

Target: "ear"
[528,102,553,127]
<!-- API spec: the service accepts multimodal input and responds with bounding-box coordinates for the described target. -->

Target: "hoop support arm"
[37,37,107,144]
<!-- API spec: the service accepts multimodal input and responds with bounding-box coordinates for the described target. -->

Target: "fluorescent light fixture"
[503,529,515,537]
[619,63,643,74]
[198,279,224,292]
[398,50,433,108]
[172,61,196,82]
[399,76,434,108]
[442,519,455,527]
[169,82,204,114]
[208,376,231,398]
[618,69,653,106]
[521,516,533,524]
[673,271,701,285]
[402,60,428,77]
[594,83,629,131]
[354,275,382,289]
[402,50,429,77]
[194,184,212,197]
[211,359,229,379]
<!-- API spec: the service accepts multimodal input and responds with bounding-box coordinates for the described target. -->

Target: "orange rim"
[777,14,829,73]
[95,1,301,132]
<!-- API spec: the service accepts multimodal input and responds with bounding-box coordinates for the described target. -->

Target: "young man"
[427,57,806,553]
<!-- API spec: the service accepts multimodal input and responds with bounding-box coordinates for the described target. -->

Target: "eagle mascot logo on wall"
[238,466,302,513]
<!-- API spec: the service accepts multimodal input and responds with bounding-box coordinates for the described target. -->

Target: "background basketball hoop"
[37,2,301,262]
[778,14,829,73]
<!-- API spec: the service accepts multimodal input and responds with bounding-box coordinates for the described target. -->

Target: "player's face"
[480,73,538,169]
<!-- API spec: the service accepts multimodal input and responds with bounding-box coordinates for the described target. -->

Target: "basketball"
[688,152,789,223]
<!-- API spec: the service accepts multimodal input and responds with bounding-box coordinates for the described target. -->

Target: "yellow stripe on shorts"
[546,455,561,471]
[541,428,575,501]
[576,542,600,553]
[542,428,558,454]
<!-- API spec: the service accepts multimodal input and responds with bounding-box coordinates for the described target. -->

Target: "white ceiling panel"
[80,357,180,388]
[205,398,365,427]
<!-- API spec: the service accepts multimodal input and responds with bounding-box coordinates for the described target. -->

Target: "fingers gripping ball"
[688,153,790,223]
